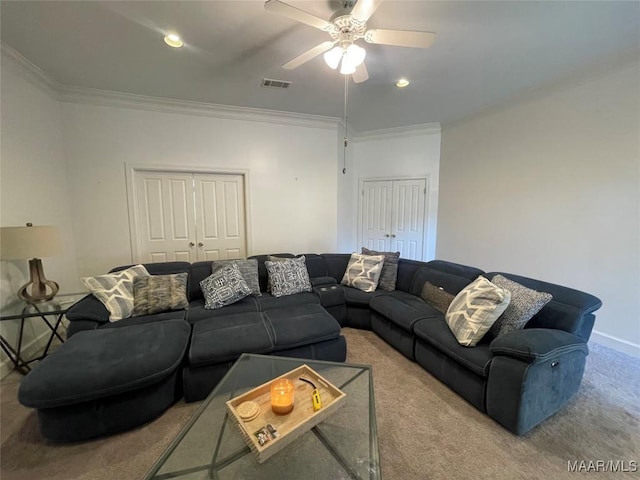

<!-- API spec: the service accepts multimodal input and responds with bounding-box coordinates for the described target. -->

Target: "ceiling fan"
[264,0,435,83]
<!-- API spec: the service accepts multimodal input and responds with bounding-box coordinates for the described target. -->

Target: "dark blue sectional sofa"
[22,253,602,441]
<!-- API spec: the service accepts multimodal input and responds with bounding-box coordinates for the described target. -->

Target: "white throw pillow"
[445,276,511,347]
[82,265,150,321]
[341,253,385,293]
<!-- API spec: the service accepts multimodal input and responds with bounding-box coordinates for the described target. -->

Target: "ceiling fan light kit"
[325,43,366,74]
[265,0,434,83]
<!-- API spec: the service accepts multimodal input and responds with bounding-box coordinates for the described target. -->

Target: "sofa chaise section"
[18,320,190,442]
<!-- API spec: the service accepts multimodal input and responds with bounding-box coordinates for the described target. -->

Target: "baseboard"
[590,330,640,358]
[0,322,68,380]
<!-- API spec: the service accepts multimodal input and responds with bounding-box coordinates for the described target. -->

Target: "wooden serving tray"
[226,364,346,463]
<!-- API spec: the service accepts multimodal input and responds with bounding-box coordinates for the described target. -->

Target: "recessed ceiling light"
[163,33,183,48]
[396,78,410,88]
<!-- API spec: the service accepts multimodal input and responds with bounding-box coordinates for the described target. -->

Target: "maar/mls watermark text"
[568,460,638,473]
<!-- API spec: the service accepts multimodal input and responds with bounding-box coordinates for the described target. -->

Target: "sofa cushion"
[18,319,190,408]
[212,259,261,296]
[445,276,511,347]
[189,313,274,366]
[414,317,494,377]
[256,292,319,311]
[341,253,385,293]
[185,297,258,323]
[321,253,351,283]
[99,310,186,329]
[200,264,252,310]
[421,282,455,314]
[263,304,341,351]
[362,247,400,291]
[132,273,189,316]
[488,274,553,337]
[265,256,313,297]
[189,262,212,302]
[81,265,150,321]
[370,291,441,332]
[396,259,428,293]
[342,286,378,307]
[409,262,479,297]
[301,253,328,279]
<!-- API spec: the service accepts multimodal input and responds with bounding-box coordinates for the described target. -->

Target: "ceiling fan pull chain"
[343,75,349,174]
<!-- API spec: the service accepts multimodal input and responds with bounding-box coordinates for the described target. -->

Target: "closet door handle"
[384,234,390,237]
[198,242,204,247]
[391,234,396,238]
[189,242,195,247]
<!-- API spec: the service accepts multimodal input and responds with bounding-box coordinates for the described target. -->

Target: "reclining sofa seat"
[64,253,602,436]
[365,261,601,435]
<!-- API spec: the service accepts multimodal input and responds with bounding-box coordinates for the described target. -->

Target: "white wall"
[343,125,441,259]
[60,101,340,277]
[438,61,640,356]
[0,53,80,377]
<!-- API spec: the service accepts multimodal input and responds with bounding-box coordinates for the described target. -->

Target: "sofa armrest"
[66,295,110,323]
[490,328,588,364]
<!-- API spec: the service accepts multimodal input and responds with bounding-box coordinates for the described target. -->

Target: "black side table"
[0,293,86,374]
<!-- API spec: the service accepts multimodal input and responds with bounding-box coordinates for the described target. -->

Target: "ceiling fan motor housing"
[329,14,366,48]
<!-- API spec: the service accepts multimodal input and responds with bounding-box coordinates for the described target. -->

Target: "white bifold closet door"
[360,178,427,260]
[134,172,246,263]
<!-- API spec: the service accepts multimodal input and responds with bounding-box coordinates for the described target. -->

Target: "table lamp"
[0,223,61,303]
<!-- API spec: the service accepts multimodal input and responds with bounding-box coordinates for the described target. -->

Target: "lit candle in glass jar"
[271,378,294,414]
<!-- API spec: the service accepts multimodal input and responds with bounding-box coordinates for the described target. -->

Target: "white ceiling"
[1,1,639,131]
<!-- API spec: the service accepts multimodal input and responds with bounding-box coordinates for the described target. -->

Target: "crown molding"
[1,42,340,130]
[353,122,441,141]
[1,43,61,97]
[57,85,341,130]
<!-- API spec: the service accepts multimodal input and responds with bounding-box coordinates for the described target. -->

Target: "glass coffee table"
[144,353,380,479]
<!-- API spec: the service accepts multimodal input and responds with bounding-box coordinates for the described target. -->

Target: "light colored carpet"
[1,328,638,479]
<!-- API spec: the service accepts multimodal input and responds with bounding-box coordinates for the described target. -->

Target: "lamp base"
[17,258,59,304]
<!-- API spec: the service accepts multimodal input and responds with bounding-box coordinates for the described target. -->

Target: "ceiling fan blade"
[364,29,435,48]
[283,41,336,70]
[350,0,384,24]
[352,62,369,83]
[265,0,333,31]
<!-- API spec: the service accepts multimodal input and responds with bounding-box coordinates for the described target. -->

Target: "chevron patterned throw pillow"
[82,264,150,321]
[341,253,385,293]
[445,276,511,347]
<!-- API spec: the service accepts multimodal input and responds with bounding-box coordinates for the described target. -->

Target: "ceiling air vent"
[261,78,291,89]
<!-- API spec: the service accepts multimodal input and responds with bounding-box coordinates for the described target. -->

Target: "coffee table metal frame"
[144,353,381,480]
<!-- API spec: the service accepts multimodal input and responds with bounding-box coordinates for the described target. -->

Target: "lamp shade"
[0,225,61,260]
[324,46,343,70]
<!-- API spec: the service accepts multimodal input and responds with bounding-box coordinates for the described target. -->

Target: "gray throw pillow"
[132,273,188,316]
[489,275,553,337]
[81,264,150,321]
[212,259,261,296]
[265,256,313,298]
[341,253,385,293]
[200,263,252,310]
[421,281,455,314]
[445,276,511,347]
[361,247,400,291]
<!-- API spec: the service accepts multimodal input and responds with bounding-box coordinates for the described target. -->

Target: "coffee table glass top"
[145,353,380,480]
